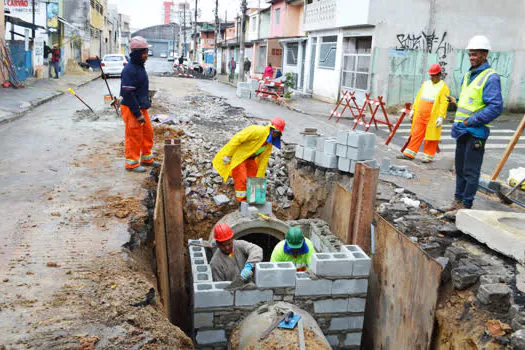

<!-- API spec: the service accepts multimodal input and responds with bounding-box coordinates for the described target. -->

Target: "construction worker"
[120,36,160,172]
[397,63,450,163]
[270,227,314,272]
[443,35,503,218]
[210,223,263,282]
[212,117,286,202]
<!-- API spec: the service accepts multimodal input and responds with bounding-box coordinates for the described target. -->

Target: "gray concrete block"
[240,202,272,217]
[193,270,213,283]
[332,278,368,295]
[338,157,352,172]
[350,159,378,173]
[194,312,214,328]
[344,332,362,346]
[190,245,206,259]
[342,245,371,277]
[324,138,337,155]
[309,230,322,252]
[326,335,340,347]
[316,136,327,152]
[315,151,324,166]
[321,153,338,169]
[196,329,226,345]
[337,130,349,145]
[302,134,318,148]
[295,272,332,296]
[235,289,273,306]
[336,144,348,158]
[295,145,304,159]
[329,316,365,331]
[255,262,296,288]
[194,282,234,309]
[192,264,211,275]
[347,131,376,148]
[346,146,375,161]
[313,298,348,314]
[311,253,355,277]
[303,147,316,162]
[348,298,367,312]
[188,238,203,245]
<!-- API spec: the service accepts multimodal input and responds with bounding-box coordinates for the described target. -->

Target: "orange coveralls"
[121,105,155,169]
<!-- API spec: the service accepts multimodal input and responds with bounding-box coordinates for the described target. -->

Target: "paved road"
[145,56,174,74]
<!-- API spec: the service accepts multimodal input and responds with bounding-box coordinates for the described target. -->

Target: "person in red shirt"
[262,62,273,79]
[51,44,60,79]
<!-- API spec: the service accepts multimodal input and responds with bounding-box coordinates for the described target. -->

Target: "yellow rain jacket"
[213,124,273,182]
[411,80,450,141]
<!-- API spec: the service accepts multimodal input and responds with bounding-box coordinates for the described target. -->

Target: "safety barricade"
[353,94,394,133]
[328,90,362,123]
[384,102,413,145]
[255,79,284,100]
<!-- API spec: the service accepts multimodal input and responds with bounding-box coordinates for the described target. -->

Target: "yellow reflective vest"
[270,238,315,271]
[454,68,496,126]
[212,124,273,182]
[411,79,450,141]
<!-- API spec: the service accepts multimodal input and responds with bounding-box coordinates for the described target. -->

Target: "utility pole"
[214,0,219,70]
[183,3,187,57]
[31,0,35,42]
[193,0,198,61]
[238,0,247,82]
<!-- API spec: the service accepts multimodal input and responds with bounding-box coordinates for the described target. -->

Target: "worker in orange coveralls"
[212,117,286,202]
[397,63,450,163]
[119,36,160,172]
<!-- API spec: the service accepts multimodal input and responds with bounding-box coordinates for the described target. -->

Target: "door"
[341,36,372,104]
[308,38,317,91]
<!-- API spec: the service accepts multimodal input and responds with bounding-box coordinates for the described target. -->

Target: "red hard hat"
[428,63,442,75]
[130,36,149,50]
[270,117,285,132]
[214,223,234,242]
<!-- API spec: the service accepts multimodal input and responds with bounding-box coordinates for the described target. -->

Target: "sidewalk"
[0,72,100,124]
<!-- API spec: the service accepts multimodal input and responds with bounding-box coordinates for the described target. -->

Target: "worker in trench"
[397,63,450,163]
[270,227,314,272]
[212,117,286,202]
[210,223,263,281]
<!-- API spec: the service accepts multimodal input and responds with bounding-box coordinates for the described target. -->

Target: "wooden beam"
[162,139,189,332]
[153,169,170,316]
[491,113,525,181]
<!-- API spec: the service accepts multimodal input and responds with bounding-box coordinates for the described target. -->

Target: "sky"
[109,0,264,31]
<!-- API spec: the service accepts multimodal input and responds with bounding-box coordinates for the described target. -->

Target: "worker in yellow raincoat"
[213,117,286,202]
[398,63,450,163]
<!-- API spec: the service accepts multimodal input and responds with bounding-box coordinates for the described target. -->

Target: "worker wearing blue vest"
[443,35,503,218]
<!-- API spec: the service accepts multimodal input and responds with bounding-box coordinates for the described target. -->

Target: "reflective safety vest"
[454,68,497,126]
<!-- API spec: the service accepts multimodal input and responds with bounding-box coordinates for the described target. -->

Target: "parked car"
[148,49,153,56]
[100,54,127,77]
[160,52,167,58]
[168,52,176,61]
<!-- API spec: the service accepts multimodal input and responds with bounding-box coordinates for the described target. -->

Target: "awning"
[4,14,46,31]
[278,37,308,45]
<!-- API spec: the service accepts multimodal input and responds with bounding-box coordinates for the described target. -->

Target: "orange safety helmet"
[270,117,286,133]
[428,63,442,75]
[214,223,234,242]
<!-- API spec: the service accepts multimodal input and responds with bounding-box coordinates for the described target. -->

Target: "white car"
[100,54,127,77]
[160,52,167,58]
[168,52,176,61]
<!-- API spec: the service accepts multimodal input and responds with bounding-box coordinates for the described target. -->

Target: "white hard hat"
[466,35,491,51]
[130,36,149,50]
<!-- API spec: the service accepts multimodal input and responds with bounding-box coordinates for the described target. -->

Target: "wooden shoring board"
[153,168,170,316]
[330,184,352,243]
[362,214,443,349]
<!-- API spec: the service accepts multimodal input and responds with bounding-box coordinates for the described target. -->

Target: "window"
[274,8,280,25]
[318,35,337,69]
[286,43,298,65]
[341,36,372,91]
[251,18,257,31]
[256,45,266,73]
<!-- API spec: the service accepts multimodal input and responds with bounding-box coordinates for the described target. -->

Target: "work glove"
[136,115,145,124]
[222,156,232,165]
[435,116,444,127]
[446,95,457,105]
[110,97,121,108]
[240,263,253,281]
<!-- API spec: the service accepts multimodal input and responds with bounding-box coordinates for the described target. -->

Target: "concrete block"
[316,136,328,152]
[321,153,338,169]
[303,147,316,163]
[295,145,304,159]
[332,279,368,295]
[348,298,367,312]
[249,79,260,90]
[337,130,349,145]
[346,146,375,161]
[192,264,211,275]
[326,335,340,347]
[342,245,371,277]
[347,131,376,148]
[193,270,213,283]
[196,329,226,345]
[329,316,365,331]
[324,138,337,155]
[235,289,273,306]
[336,144,348,158]
[313,298,348,314]
[188,238,203,245]
[350,159,378,173]
[315,151,324,166]
[190,245,206,259]
[302,134,318,148]
[344,332,362,346]
[255,262,296,288]
[295,272,332,296]
[338,157,352,172]
[194,312,214,328]
[240,202,272,217]
[310,230,322,252]
[237,82,250,89]
[194,282,234,309]
[311,253,355,277]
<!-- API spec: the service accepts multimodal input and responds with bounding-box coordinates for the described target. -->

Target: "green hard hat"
[285,227,304,249]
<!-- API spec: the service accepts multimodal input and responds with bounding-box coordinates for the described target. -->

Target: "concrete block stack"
[296,133,339,170]
[236,82,251,99]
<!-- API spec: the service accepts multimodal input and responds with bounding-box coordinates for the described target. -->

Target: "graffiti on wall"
[396,31,453,77]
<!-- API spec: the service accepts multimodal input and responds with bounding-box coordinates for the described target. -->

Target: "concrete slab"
[456,210,525,264]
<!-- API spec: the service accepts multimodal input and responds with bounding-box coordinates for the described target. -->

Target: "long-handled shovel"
[497,176,525,205]
[67,88,95,113]
[96,56,121,118]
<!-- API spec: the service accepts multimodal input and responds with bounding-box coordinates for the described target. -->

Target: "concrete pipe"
[229,302,331,350]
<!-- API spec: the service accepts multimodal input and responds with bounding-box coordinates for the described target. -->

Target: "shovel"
[497,176,525,204]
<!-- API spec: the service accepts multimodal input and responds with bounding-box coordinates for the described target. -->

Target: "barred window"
[286,43,298,65]
[318,35,337,69]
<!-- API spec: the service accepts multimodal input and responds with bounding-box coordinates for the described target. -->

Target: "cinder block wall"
[188,221,371,349]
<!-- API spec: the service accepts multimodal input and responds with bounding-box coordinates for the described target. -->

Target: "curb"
[0,75,100,126]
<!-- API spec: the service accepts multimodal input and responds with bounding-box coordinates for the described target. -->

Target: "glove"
[435,116,444,127]
[136,115,145,124]
[222,156,232,165]
[240,263,253,281]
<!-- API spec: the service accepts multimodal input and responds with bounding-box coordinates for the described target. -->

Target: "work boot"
[421,158,432,163]
[141,161,161,168]
[127,166,146,173]
[442,200,463,212]
[444,202,468,220]
[396,153,413,160]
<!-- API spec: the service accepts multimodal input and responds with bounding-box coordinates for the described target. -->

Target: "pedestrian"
[270,227,314,272]
[397,63,450,163]
[44,42,52,78]
[178,55,184,65]
[443,35,503,218]
[210,223,263,282]
[51,44,60,79]
[243,57,251,80]
[119,36,160,173]
[228,57,236,83]
[212,117,286,202]
[263,62,273,80]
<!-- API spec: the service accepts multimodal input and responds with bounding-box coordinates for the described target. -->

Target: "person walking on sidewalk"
[212,117,286,202]
[119,36,160,173]
[243,57,251,80]
[443,35,503,218]
[51,44,60,79]
[228,57,236,83]
[397,63,449,163]
[263,62,273,80]
[270,227,314,272]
